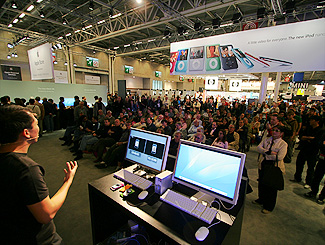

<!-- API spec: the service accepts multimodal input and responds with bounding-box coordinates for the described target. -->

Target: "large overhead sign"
[28,43,54,80]
[170,18,325,75]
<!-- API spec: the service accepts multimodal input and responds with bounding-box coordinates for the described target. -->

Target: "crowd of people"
[1,93,325,215]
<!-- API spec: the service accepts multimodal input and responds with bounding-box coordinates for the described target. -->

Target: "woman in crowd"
[211,129,228,149]
[255,125,288,214]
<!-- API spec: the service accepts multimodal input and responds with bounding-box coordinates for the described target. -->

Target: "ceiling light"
[58,36,63,39]
[13,19,19,24]
[73,63,77,67]
[220,22,233,27]
[57,43,62,49]
[148,39,155,42]
[19,13,25,18]
[85,24,92,29]
[75,30,80,33]
[40,11,45,18]
[89,1,94,11]
[93,50,96,54]
[53,61,58,64]
[14,53,18,58]
[11,53,15,57]
[204,27,210,31]
[11,1,18,9]
[64,62,68,65]
[124,44,130,47]
[136,0,142,3]
[37,0,43,3]
[7,43,14,48]
[114,46,119,49]
[7,54,11,59]
[8,24,13,27]
[66,33,71,37]
[110,13,122,19]
[62,19,67,25]
[26,5,35,12]
[97,20,105,24]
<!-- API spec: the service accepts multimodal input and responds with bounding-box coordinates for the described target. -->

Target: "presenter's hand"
[64,161,78,183]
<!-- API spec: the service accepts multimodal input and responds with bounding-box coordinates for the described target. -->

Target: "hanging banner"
[27,43,54,80]
[229,80,242,91]
[205,76,219,90]
[170,18,325,75]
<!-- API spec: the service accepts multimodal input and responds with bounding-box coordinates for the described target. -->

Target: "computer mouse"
[195,226,209,241]
[138,190,148,200]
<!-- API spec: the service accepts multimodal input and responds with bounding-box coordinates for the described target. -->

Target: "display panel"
[125,128,171,173]
[173,140,246,205]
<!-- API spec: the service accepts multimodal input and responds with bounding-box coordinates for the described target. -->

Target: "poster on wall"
[85,75,100,84]
[205,76,219,90]
[170,18,325,75]
[27,43,54,80]
[54,70,68,83]
[1,65,22,80]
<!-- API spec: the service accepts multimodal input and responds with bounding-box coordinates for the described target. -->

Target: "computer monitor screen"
[125,128,171,173]
[173,140,246,205]
[64,98,75,107]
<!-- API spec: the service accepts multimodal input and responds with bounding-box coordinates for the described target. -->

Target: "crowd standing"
[1,93,325,214]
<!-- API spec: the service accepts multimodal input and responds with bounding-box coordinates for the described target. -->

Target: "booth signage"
[1,65,22,80]
[85,75,100,84]
[170,18,325,75]
[289,82,309,89]
[54,70,68,84]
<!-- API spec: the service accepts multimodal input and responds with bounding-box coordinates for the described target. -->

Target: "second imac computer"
[173,140,246,206]
[125,128,171,174]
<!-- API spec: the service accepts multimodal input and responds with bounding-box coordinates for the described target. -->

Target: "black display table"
[88,172,247,244]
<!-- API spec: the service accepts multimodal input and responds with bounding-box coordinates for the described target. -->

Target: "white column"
[259,72,269,104]
[274,72,282,102]
[69,49,75,84]
[63,48,71,84]
[108,53,115,94]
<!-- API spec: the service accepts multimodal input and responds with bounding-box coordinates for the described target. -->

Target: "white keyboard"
[114,169,153,190]
[160,189,218,224]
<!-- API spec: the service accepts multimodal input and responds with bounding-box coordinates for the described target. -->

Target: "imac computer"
[172,140,246,206]
[125,128,171,174]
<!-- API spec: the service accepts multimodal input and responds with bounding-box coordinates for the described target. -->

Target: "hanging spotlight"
[64,62,68,65]
[54,61,58,64]
[283,0,296,14]
[7,54,11,59]
[73,63,77,67]
[40,10,45,18]
[89,1,94,11]
[11,1,18,9]
[232,13,242,24]
[14,52,18,58]
[212,18,221,29]
[62,19,67,25]
[82,24,86,30]
[109,8,114,17]
[194,22,202,31]
[7,43,14,48]
[257,8,267,19]
[177,26,185,35]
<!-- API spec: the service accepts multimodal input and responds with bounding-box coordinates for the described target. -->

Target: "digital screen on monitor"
[173,140,245,205]
[125,128,171,172]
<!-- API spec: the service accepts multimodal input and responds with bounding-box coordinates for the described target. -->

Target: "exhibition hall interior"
[0,0,325,244]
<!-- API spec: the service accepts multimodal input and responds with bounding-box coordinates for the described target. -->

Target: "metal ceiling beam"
[77,0,249,45]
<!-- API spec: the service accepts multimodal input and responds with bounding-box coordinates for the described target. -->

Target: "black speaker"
[194,22,202,31]
[232,13,242,23]
[212,18,220,28]
[118,80,126,99]
[257,8,266,19]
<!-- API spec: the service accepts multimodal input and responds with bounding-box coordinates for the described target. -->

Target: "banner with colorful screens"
[170,18,325,75]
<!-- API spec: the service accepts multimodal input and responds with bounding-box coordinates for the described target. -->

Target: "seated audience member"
[146,117,157,132]
[173,122,187,139]
[133,117,147,129]
[205,121,219,145]
[96,122,132,169]
[92,119,123,163]
[188,119,203,138]
[161,119,173,136]
[169,132,181,156]
[189,128,206,143]
[236,119,248,153]
[211,129,229,149]
[193,132,205,144]
[226,124,240,151]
